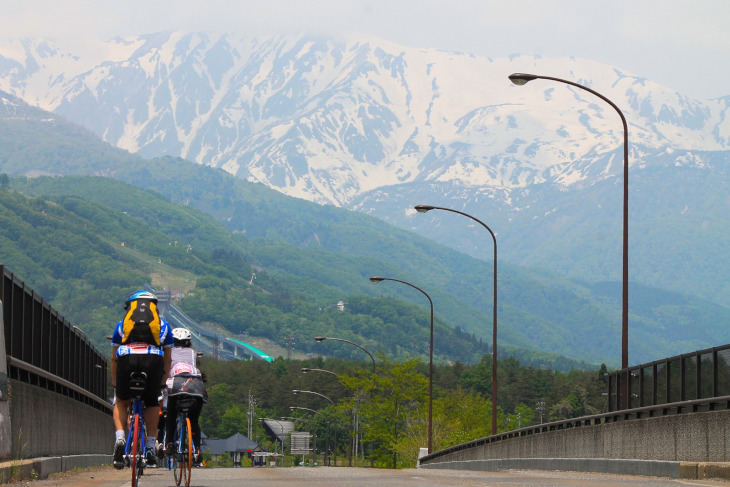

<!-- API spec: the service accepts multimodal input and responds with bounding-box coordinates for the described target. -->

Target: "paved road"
[5,466,730,487]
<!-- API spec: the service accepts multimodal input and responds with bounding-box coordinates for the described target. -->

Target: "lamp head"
[509,73,538,86]
[369,276,384,283]
[314,336,326,342]
[292,390,300,394]
[301,367,310,373]
[414,205,434,213]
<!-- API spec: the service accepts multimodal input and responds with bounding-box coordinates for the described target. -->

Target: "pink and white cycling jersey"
[171,362,199,376]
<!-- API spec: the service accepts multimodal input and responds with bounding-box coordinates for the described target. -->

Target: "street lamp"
[290,406,330,466]
[281,416,317,466]
[369,276,435,454]
[314,336,376,373]
[301,367,340,377]
[293,390,337,465]
[509,72,630,406]
[414,204,498,436]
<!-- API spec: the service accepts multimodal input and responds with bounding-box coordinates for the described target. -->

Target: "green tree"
[218,404,248,439]
[340,354,428,468]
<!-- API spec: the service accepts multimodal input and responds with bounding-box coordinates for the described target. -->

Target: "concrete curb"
[0,454,111,483]
[418,458,730,480]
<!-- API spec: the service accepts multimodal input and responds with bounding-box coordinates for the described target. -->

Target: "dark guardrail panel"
[1,265,108,412]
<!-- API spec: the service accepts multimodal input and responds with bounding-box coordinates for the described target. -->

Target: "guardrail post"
[0,299,11,459]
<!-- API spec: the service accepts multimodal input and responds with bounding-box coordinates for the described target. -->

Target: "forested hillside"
[0,181,501,364]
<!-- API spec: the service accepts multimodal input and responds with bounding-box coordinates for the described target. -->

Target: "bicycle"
[125,371,149,487]
[172,394,197,487]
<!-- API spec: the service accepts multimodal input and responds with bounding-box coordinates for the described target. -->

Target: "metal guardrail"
[422,343,730,465]
[607,343,730,411]
[1,265,109,412]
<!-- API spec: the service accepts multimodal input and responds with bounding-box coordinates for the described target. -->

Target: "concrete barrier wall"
[8,380,112,458]
[0,302,9,460]
[422,409,730,466]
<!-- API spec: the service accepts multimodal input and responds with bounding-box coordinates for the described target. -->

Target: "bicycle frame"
[125,395,146,464]
[172,396,195,487]
[126,372,148,487]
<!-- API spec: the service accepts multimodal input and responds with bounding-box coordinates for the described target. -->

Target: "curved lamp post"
[294,390,337,465]
[369,276,435,454]
[509,73,629,406]
[414,204,498,436]
[314,336,376,373]
[290,406,330,466]
[301,367,340,377]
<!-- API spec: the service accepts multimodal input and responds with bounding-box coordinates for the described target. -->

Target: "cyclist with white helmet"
[111,290,173,469]
[165,327,208,467]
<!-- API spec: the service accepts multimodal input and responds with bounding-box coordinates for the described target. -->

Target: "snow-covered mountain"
[2,32,730,304]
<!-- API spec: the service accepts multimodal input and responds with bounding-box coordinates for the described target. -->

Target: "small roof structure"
[260,419,295,444]
[202,432,261,456]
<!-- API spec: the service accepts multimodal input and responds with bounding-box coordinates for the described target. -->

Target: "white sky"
[1,0,728,99]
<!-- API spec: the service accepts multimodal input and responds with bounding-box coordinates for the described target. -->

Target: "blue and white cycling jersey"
[112,318,174,357]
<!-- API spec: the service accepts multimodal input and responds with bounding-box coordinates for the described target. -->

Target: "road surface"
[4,465,730,487]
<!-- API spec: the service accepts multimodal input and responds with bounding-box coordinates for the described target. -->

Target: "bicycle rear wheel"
[131,413,139,487]
[184,417,193,487]
[173,417,184,487]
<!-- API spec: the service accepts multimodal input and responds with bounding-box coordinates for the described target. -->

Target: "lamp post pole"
[314,336,375,464]
[508,73,629,407]
[290,406,330,466]
[369,276,434,454]
[293,390,338,466]
[301,367,340,377]
[414,205,498,436]
[314,336,376,373]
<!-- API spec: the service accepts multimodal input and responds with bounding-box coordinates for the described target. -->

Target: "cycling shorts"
[116,353,165,407]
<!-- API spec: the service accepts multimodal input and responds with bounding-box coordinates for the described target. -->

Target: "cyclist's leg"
[189,399,204,465]
[114,354,133,432]
[165,395,178,453]
[188,399,203,452]
[141,353,165,466]
[113,355,133,469]
[113,399,132,432]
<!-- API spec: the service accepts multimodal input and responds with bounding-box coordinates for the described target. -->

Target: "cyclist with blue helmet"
[111,290,173,469]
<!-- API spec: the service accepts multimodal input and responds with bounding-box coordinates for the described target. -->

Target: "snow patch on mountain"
[1,32,729,208]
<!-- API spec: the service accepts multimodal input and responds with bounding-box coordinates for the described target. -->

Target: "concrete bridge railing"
[419,397,730,479]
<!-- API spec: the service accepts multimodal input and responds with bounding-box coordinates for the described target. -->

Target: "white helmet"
[172,328,192,341]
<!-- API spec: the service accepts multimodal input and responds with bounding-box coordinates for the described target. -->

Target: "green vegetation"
[201,355,608,468]
[0,181,494,363]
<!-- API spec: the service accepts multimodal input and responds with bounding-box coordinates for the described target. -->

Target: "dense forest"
[199,354,608,468]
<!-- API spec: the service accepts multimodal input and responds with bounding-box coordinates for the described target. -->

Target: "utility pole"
[248,391,256,439]
[536,400,546,425]
[285,335,295,360]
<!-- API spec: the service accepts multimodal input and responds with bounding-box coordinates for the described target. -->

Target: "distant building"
[202,432,263,467]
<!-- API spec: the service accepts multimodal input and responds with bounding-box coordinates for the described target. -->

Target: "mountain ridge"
[3,91,730,367]
[1,32,730,345]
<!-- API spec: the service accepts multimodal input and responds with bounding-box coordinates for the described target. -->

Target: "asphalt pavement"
[4,465,730,487]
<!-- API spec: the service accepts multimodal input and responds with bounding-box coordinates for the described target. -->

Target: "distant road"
[7,466,729,487]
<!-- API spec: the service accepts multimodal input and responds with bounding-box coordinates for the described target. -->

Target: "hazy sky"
[1,0,728,99]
